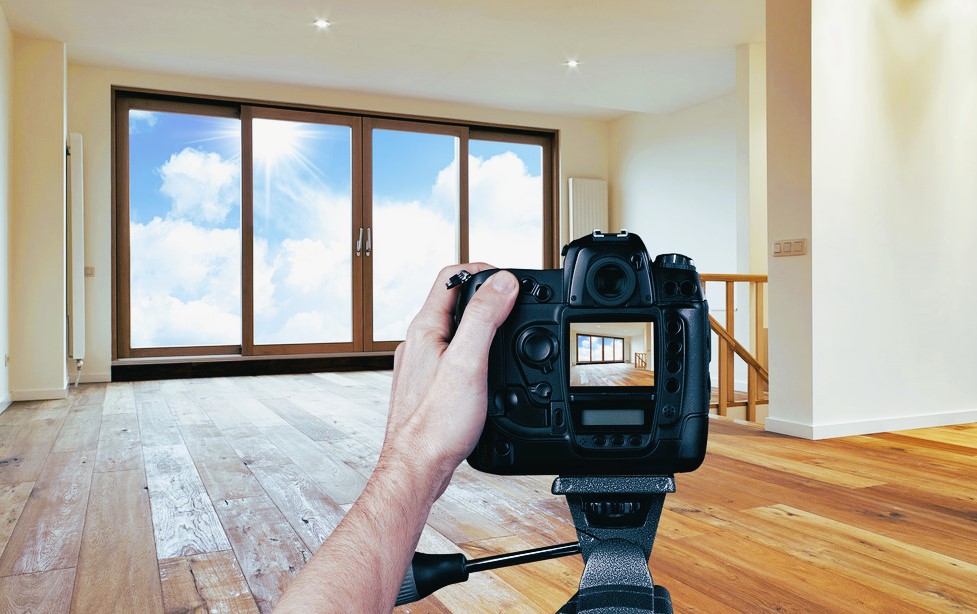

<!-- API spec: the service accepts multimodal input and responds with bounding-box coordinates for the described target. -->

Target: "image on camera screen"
[569,322,655,387]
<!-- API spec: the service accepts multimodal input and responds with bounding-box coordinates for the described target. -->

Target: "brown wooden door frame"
[114,95,241,359]
[362,118,469,352]
[242,106,364,356]
[113,89,557,362]
[469,129,557,269]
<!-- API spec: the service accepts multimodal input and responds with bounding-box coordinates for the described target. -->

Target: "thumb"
[448,270,519,360]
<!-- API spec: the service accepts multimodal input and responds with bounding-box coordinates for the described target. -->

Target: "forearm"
[274,450,449,613]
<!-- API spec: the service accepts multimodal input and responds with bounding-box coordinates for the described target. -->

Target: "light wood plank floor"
[0,373,975,613]
[570,363,655,387]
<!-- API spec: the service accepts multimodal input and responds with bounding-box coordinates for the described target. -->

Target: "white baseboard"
[11,387,68,402]
[766,408,977,440]
[0,393,10,413]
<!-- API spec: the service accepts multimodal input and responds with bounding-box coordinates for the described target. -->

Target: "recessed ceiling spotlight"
[313,18,331,30]
[565,59,580,69]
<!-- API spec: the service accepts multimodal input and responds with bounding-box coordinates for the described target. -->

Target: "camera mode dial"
[656,253,695,270]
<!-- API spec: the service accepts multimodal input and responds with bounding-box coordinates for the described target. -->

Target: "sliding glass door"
[118,99,243,357]
[365,120,466,349]
[245,108,361,355]
[115,92,555,360]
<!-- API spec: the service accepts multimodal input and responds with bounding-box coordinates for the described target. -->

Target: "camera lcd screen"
[580,409,645,426]
[569,322,655,387]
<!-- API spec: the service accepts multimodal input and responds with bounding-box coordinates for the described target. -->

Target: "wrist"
[375,440,454,505]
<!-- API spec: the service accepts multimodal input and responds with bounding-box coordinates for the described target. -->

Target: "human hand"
[381,264,519,490]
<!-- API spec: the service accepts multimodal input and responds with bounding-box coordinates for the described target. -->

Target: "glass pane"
[128,110,241,348]
[577,335,590,363]
[468,140,543,269]
[604,337,615,362]
[252,117,353,345]
[614,338,624,362]
[590,336,602,362]
[372,129,459,342]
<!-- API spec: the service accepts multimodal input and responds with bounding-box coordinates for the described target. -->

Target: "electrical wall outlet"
[772,238,808,257]
[84,266,95,278]
[4,354,9,367]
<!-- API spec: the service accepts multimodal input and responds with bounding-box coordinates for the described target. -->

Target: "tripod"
[397,475,675,613]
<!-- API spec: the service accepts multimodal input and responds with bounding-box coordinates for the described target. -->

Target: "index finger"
[408,262,497,342]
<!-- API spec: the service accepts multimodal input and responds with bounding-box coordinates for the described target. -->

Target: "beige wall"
[0,6,11,408]
[10,37,68,400]
[67,63,609,382]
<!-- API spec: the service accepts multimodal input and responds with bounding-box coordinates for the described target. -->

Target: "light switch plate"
[772,238,807,257]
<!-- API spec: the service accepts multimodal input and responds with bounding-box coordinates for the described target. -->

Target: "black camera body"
[453,231,711,476]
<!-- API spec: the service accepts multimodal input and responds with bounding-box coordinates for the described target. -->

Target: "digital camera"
[453,230,711,476]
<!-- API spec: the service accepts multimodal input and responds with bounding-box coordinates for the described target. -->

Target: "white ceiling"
[0,0,764,120]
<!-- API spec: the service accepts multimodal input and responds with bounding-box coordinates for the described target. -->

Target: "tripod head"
[554,475,674,614]
[397,475,676,613]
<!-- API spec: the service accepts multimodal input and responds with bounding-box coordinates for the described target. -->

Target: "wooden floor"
[1,373,976,613]
[570,362,655,387]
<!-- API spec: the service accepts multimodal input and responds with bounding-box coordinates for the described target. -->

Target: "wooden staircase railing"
[699,274,769,422]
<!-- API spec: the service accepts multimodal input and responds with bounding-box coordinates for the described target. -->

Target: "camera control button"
[611,435,625,447]
[518,328,559,370]
[628,435,643,447]
[592,435,607,447]
[519,277,536,293]
[529,382,552,400]
[659,404,679,425]
[657,253,695,270]
[533,285,553,302]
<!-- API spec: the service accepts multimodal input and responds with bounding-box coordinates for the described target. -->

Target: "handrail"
[708,315,768,381]
[701,273,768,422]
[699,273,768,283]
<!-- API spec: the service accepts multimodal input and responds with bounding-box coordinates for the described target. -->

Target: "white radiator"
[67,133,85,361]
[568,177,608,239]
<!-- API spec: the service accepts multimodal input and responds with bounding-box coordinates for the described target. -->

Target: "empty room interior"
[1,0,976,612]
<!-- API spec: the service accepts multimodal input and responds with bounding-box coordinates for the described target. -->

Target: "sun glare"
[253,119,304,166]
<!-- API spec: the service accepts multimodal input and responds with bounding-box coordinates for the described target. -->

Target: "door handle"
[355,227,364,256]
[365,228,372,257]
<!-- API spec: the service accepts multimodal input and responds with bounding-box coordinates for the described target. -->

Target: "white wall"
[0,5,12,409]
[66,63,610,382]
[10,37,67,400]
[765,0,814,434]
[608,95,738,275]
[608,94,753,388]
[808,0,977,435]
[766,0,977,438]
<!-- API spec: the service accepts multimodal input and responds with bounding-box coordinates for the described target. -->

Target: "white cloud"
[130,218,241,348]
[468,152,543,269]
[251,180,354,345]
[371,200,455,341]
[159,147,240,223]
[129,110,158,133]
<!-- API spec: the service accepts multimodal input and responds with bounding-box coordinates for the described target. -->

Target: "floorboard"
[0,373,973,612]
